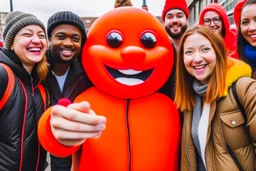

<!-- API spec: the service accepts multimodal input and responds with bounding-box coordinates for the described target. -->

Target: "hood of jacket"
[198,3,236,52]
[222,57,251,97]
[0,48,40,85]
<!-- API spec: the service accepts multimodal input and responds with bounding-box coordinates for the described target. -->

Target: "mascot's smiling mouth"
[105,66,154,86]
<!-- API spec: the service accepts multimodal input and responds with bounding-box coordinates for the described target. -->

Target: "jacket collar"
[0,48,40,85]
[222,58,251,97]
[45,50,85,97]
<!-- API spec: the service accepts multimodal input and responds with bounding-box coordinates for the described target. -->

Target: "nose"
[209,20,215,26]
[249,21,256,32]
[172,16,178,23]
[194,51,203,62]
[63,38,73,46]
[121,46,146,63]
[31,35,40,44]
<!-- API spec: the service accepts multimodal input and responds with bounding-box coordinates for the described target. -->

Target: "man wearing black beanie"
[43,11,92,171]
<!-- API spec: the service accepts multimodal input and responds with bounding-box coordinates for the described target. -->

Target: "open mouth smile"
[105,65,154,86]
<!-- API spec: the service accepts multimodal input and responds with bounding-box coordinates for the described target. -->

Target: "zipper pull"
[31,76,34,96]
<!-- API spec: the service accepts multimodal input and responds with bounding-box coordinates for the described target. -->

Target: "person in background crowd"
[162,0,189,49]
[142,0,148,11]
[0,40,3,47]
[0,11,48,171]
[236,0,256,78]
[198,3,237,58]
[175,26,256,171]
[160,0,190,98]
[44,11,92,171]
[233,0,247,28]
[114,0,132,8]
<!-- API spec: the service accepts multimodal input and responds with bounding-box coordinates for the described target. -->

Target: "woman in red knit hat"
[199,3,237,58]
[237,0,256,78]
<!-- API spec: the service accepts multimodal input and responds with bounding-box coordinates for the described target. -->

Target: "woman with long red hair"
[175,26,256,171]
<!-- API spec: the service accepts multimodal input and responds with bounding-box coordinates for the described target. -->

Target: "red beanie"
[233,0,246,27]
[162,0,189,22]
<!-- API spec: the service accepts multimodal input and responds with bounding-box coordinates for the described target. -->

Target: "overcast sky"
[0,0,165,26]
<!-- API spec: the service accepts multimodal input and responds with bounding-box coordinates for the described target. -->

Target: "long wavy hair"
[237,0,256,63]
[35,54,49,81]
[174,26,227,112]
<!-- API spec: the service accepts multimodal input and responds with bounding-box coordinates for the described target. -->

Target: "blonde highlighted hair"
[36,54,49,81]
[174,26,227,112]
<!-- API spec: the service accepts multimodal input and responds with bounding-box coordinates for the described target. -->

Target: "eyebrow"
[55,32,81,36]
[242,16,256,20]
[204,16,220,19]
[167,12,184,16]
[20,28,33,32]
[184,44,211,49]
[200,44,211,48]
[20,28,44,33]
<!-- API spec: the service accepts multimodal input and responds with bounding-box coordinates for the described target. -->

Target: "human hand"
[50,99,106,147]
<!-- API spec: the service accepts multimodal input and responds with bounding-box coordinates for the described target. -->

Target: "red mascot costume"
[39,7,180,171]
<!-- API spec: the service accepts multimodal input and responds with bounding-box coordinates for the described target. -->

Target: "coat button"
[232,121,236,125]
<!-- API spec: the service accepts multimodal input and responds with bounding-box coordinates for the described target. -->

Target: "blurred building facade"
[188,0,242,27]
[81,17,98,33]
[0,12,97,38]
[0,12,8,40]
[0,1,242,38]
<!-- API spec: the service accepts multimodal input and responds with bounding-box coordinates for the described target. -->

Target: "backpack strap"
[231,81,246,121]
[38,84,47,110]
[225,80,246,171]
[0,63,15,110]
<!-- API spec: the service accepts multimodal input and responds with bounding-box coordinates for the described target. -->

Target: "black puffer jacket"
[0,49,47,171]
[44,50,92,105]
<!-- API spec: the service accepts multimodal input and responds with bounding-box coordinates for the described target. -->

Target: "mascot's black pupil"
[141,32,156,49]
[107,32,122,48]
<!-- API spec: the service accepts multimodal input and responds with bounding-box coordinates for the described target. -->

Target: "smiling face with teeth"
[105,66,154,86]
[81,7,174,99]
[241,3,256,47]
[12,25,47,72]
[50,24,82,64]
[203,11,223,36]
[183,33,217,85]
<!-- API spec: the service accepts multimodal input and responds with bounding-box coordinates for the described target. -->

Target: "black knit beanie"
[47,11,87,45]
[3,11,46,50]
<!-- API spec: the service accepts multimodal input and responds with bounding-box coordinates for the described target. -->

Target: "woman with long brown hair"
[175,26,256,171]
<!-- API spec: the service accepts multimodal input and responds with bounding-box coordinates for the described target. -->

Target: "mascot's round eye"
[140,32,156,49]
[106,32,123,48]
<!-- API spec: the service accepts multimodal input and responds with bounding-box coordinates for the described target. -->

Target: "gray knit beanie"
[47,11,87,45]
[3,11,46,50]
